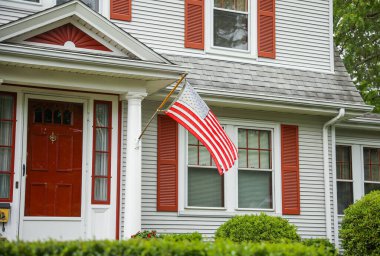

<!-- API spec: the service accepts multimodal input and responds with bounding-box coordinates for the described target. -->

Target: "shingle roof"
[165,51,366,107]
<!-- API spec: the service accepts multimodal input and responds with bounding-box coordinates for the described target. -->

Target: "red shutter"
[281,125,300,215]
[157,115,178,211]
[258,0,275,58]
[110,0,131,22]
[185,0,204,49]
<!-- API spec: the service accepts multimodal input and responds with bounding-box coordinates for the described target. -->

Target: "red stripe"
[166,111,224,175]
[168,106,229,171]
[173,102,234,166]
[207,112,237,159]
[204,115,235,163]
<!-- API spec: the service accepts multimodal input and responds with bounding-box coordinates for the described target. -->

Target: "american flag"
[165,82,238,175]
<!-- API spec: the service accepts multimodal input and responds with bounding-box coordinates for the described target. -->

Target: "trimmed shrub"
[159,232,203,241]
[302,238,337,256]
[215,213,301,243]
[340,190,380,256]
[0,239,336,256]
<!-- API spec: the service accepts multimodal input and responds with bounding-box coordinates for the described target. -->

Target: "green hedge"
[0,239,336,256]
[215,213,301,243]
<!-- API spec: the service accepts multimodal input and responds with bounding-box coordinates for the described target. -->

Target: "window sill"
[205,47,258,62]
[235,208,274,212]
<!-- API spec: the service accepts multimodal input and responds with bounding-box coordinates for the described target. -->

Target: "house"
[0,0,379,249]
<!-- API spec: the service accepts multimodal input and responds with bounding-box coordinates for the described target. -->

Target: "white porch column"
[122,92,147,239]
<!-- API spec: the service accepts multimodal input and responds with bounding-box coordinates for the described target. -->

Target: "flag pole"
[137,73,187,141]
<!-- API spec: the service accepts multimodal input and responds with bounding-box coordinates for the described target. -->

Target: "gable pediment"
[25,23,112,52]
[0,0,170,63]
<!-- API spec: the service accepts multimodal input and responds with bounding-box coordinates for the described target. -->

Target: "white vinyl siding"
[118,100,332,239]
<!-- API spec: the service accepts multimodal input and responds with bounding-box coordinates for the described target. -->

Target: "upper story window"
[363,147,380,194]
[213,0,249,50]
[57,0,99,11]
[336,145,353,215]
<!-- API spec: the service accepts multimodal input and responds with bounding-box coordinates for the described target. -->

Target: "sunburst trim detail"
[26,23,112,52]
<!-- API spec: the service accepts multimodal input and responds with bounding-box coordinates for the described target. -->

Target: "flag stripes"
[166,101,237,175]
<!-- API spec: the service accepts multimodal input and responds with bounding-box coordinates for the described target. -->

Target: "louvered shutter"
[258,0,275,58]
[185,0,204,49]
[110,0,131,22]
[281,125,300,215]
[157,115,178,211]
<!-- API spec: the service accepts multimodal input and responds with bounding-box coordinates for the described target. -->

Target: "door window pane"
[188,167,224,207]
[0,95,14,120]
[94,178,107,201]
[238,170,272,209]
[0,174,10,199]
[0,121,13,146]
[337,181,353,214]
[0,148,11,171]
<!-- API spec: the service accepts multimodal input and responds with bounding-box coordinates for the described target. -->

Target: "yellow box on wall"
[0,203,10,223]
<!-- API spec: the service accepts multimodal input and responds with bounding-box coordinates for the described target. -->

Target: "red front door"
[25,100,83,217]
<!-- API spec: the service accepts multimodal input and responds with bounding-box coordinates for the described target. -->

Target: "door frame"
[18,93,89,239]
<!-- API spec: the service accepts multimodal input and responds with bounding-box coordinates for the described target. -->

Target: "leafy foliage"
[159,232,203,242]
[0,239,336,256]
[340,191,380,255]
[334,0,380,112]
[302,238,338,256]
[215,213,301,243]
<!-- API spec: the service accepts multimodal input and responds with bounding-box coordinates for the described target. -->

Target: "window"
[57,0,99,11]
[92,101,112,204]
[363,147,380,194]
[213,0,249,50]
[238,128,273,209]
[187,133,224,207]
[0,93,16,202]
[336,145,353,215]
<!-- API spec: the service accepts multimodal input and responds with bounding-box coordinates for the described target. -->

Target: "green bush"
[340,190,380,256]
[0,239,336,256]
[302,238,337,256]
[215,213,301,243]
[159,232,203,241]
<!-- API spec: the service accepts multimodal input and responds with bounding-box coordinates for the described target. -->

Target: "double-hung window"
[363,147,380,194]
[213,0,249,51]
[336,145,353,215]
[237,128,273,209]
[0,93,16,202]
[187,133,224,208]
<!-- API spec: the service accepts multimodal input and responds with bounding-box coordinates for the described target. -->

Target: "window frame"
[205,0,258,59]
[178,119,281,216]
[236,126,275,211]
[0,92,17,203]
[363,147,380,194]
[335,145,354,215]
[91,100,112,205]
